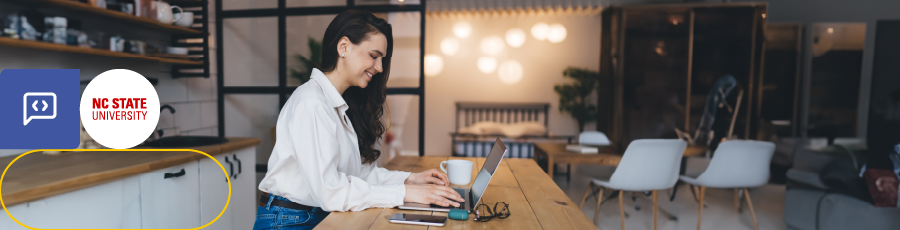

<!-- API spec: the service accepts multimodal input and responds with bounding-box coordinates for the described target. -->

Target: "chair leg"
[652,190,658,230]
[579,183,593,208]
[697,186,706,230]
[594,187,605,225]
[744,188,759,230]
[619,190,625,230]
[669,182,680,202]
[690,185,700,202]
[734,188,740,212]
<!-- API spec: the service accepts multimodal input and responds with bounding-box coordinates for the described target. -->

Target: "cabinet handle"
[232,154,242,179]
[164,169,186,179]
[224,157,234,180]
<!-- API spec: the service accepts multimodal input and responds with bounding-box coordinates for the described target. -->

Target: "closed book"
[566,145,598,154]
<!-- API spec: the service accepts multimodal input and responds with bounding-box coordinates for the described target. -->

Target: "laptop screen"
[469,138,507,210]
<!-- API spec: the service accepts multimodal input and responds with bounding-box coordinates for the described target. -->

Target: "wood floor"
[555,166,788,230]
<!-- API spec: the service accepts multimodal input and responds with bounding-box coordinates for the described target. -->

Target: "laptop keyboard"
[429,188,467,208]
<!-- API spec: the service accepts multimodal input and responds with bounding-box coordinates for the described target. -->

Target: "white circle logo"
[80,69,159,149]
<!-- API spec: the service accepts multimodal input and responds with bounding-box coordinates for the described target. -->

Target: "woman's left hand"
[405,169,450,186]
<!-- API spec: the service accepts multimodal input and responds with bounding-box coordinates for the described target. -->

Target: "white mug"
[174,12,193,28]
[440,160,473,186]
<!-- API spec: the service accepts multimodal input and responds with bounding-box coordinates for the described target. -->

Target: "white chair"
[679,140,775,230]
[579,131,612,146]
[578,139,687,230]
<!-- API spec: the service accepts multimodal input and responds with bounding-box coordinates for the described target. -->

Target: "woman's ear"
[337,36,352,56]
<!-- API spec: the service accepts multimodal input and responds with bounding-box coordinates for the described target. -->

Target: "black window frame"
[215,0,427,156]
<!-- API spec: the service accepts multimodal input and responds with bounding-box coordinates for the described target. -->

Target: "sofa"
[784,147,900,230]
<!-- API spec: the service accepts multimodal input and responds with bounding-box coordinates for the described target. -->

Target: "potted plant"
[290,36,322,85]
[553,67,602,133]
[273,37,322,144]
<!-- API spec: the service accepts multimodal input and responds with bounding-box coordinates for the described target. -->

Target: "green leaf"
[554,66,604,132]
[290,36,323,85]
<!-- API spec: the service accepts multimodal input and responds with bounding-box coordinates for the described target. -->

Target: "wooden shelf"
[0,37,203,65]
[7,0,202,35]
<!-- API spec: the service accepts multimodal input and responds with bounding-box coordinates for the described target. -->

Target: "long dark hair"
[320,10,392,164]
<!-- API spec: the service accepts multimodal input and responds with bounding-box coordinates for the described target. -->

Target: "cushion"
[821,158,872,202]
[862,168,899,207]
[457,126,481,135]
[519,122,547,136]
[500,123,527,138]
[459,122,503,136]
[458,121,547,138]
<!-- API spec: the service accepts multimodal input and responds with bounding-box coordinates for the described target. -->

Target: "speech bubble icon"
[23,92,57,126]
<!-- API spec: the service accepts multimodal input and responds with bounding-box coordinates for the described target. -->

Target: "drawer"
[140,161,201,228]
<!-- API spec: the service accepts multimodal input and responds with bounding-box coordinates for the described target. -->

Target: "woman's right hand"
[404,184,466,207]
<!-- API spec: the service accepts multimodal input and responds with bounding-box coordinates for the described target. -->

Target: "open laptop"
[398,138,507,213]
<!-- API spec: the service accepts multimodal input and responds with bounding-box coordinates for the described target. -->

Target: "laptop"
[398,138,507,213]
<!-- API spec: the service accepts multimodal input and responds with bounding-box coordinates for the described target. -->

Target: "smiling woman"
[254,10,463,230]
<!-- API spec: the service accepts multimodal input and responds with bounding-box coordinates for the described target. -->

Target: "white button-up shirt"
[258,68,410,212]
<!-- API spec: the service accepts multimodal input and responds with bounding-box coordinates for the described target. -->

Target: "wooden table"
[533,143,707,177]
[532,143,620,178]
[314,156,595,230]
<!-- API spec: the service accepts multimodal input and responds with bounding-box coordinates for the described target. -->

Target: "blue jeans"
[253,194,330,230]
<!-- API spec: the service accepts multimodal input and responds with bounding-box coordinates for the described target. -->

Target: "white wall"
[423,14,601,155]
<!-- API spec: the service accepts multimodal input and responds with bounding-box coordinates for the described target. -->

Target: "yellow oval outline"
[1,149,232,230]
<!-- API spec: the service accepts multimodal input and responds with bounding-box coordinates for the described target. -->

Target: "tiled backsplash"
[156,75,218,137]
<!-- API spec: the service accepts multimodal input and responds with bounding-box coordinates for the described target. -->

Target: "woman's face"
[340,32,387,89]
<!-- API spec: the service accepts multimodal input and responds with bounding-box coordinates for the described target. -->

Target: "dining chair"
[579,131,612,146]
[679,140,775,230]
[577,139,687,230]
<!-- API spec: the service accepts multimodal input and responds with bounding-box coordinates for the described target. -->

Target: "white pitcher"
[154,0,183,24]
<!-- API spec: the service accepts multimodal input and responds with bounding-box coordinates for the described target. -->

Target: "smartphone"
[389,213,447,226]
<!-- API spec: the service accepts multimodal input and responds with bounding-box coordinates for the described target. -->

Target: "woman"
[254,10,464,230]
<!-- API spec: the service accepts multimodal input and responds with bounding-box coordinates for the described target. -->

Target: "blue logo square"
[0,69,80,149]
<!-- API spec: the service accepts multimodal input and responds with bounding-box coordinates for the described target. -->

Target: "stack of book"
[566,145,598,154]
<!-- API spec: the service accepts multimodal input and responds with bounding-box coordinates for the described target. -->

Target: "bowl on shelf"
[167,47,189,55]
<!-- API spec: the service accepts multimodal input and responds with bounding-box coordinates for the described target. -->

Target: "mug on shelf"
[173,12,193,28]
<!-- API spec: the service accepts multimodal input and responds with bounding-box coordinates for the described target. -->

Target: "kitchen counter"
[0,137,260,207]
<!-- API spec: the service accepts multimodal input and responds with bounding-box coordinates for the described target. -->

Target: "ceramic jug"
[154,0,183,24]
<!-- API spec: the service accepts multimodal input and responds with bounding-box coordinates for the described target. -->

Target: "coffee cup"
[440,160,473,186]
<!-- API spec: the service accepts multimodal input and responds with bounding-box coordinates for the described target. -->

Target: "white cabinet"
[199,154,233,230]
[230,147,257,230]
[0,176,141,229]
[1,200,32,229]
[140,161,201,229]
[1,147,256,229]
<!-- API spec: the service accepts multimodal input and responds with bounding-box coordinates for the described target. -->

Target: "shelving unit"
[2,0,210,78]
[7,0,202,35]
[0,37,201,65]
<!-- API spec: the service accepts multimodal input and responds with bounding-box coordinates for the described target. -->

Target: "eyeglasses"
[474,202,511,222]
